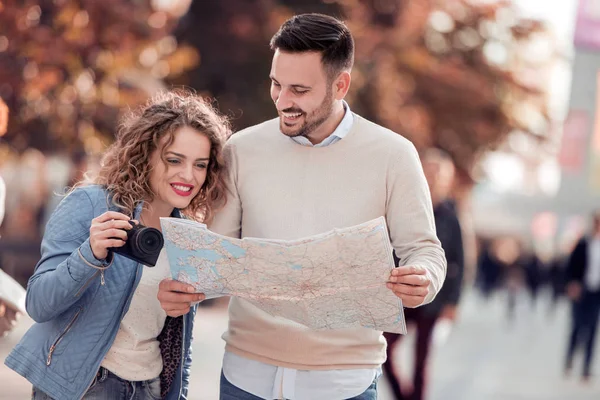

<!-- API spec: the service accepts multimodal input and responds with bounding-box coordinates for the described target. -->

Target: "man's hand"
[157,279,205,317]
[566,281,582,302]
[387,265,430,308]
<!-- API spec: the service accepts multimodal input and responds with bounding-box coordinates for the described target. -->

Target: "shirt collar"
[289,101,354,147]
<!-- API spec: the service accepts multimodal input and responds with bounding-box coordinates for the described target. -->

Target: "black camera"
[110,221,164,267]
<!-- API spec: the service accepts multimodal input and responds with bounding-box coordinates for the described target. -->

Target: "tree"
[175,0,554,188]
[345,0,555,185]
[170,0,341,130]
[0,0,198,154]
[1,0,556,180]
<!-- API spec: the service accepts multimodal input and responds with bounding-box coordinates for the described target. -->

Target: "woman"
[5,90,230,399]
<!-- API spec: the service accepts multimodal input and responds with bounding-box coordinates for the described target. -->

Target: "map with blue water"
[160,216,407,333]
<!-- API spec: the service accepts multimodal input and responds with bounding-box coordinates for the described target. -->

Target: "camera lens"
[135,228,164,255]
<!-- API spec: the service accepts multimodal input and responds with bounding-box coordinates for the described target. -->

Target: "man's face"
[269,50,336,140]
[423,157,455,204]
[423,160,441,197]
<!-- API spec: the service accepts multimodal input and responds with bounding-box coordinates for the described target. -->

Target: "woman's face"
[148,125,211,216]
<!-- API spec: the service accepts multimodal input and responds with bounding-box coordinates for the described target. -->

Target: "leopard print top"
[158,316,184,398]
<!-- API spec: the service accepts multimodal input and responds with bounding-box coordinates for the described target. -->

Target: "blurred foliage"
[171,0,341,136]
[346,0,556,181]
[0,0,197,154]
[174,0,555,182]
[1,0,555,183]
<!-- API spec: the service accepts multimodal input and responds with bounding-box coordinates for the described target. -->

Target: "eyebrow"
[166,151,209,161]
[269,75,311,90]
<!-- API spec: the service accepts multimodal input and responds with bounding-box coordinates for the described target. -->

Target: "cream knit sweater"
[209,114,446,370]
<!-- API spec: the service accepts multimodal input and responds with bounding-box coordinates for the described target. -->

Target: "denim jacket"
[5,185,197,400]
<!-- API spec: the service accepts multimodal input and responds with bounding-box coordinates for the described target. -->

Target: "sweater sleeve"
[208,141,243,239]
[385,142,447,306]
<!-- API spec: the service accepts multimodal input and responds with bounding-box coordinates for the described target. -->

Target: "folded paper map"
[160,216,407,334]
[0,268,27,315]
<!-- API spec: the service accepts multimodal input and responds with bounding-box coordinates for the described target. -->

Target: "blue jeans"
[32,367,161,400]
[219,371,378,400]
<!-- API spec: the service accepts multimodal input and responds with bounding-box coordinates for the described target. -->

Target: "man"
[564,211,600,382]
[383,148,464,400]
[158,13,446,400]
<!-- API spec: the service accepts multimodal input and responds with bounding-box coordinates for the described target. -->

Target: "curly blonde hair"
[94,89,231,223]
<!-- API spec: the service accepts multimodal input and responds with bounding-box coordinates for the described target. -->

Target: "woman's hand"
[89,211,132,260]
[157,279,205,317]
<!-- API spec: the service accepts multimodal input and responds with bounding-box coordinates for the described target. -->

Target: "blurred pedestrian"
[564,211,600,382]
[475,238,503,300]
[383,148,464,400]
[522,250,543,309]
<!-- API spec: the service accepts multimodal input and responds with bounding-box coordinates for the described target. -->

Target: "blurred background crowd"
[1,0,600,399]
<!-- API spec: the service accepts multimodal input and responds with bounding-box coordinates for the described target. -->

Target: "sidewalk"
[417,290,600,400]
[1,290,599,399]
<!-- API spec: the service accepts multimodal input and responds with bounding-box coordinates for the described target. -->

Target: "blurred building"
[471,0,598,250]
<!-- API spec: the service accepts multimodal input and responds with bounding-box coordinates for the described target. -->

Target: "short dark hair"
[269,13,354,80]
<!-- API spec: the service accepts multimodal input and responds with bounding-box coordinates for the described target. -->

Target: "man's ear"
[334,71,351,100]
